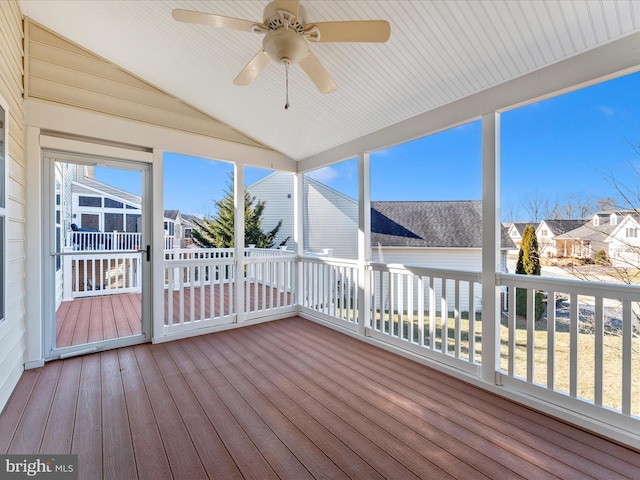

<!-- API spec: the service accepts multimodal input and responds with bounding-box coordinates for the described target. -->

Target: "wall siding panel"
[25,19,272,151]
[0,0,27,414]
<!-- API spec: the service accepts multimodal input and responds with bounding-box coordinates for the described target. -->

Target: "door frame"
[42,144,154,360]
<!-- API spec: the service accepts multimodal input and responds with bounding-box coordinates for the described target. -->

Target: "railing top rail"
[245,254,296,264]
[164,257,235,268]
[367,261,482,283]
[498,272,640,300]
[299,255,360,267]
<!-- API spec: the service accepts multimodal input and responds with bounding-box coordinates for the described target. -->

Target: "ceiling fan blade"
[272,0,300,19]
[299,50,337,94]
[306,20,391,43]
[234,50,271,86]
[172,9,262,32]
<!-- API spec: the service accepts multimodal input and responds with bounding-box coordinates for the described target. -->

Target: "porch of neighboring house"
[2,317,639,479]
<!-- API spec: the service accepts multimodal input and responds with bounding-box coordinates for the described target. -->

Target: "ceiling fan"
[172,0,390,108]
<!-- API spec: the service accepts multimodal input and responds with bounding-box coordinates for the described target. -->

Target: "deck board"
[3,317,640,479]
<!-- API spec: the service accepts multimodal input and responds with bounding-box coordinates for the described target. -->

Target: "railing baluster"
[547,290,556,391]
[508,286,516,377]
[570,292,578,397]
[469,281,476,364]
[454,279,461,358]
[441,278,447,354]
[527,288,535,384]
[622,299,632,416]
[594,296,603,406]
[418,276,424,347]
[429,276,435,349]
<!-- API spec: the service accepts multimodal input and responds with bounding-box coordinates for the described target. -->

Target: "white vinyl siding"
[25,19,270,150]
[248,172,359,259]
[0,0,27,412]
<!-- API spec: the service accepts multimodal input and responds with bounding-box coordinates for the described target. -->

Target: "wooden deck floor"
[5,317,640,479]
[57,285,288,347]
[56,294,142,348]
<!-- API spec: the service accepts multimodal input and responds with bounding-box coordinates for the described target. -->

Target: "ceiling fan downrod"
[284,59,290,110]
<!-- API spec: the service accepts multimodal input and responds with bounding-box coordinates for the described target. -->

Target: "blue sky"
[96,70,640,221]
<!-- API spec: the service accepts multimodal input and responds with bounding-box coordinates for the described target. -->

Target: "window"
[626,227,638,238]
[610,214,618,226]
[104,197,123,208]
[81,214,99,230]
[541,230,547,237]
[0,103,5,324]
[593,217,600,226]
[78,196,101,207]
[104,213,123,232]
[126,214,141,232]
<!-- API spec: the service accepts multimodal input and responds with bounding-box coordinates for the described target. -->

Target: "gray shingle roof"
[371,200,514,249]
[541,219,586,235]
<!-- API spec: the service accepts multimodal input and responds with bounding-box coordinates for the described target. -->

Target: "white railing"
[165,248,234,261]
[67,230,142,251]
[368,262,482,375]
[244,254,297,320]
[69,252,141,298]
[164,256,235,333]
[300,256,360,328]
[498,273,640,430]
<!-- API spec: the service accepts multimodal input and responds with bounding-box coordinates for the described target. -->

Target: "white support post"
[235,164,246,323]
[481,112,501,383]
[294,172,304,312]
[151,148,165,342]
[358,152,371,336]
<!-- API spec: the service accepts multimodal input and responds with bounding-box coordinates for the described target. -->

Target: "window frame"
[0,97,7,325]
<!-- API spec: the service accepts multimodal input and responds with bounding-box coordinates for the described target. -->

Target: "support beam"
[294,172,304,312]
[481,112,501,383]
[151,148,165,342]
[357,153,371,335]
[235,164,245,323]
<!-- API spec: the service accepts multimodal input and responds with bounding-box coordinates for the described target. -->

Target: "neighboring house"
[505,222,539,252]
[180,214,201,248]
[248,172,515,269]
[247,171,358,258]
[605,213,640,268]
[553,211,625,260]
[370,200,515,271]
[536,219,587,257]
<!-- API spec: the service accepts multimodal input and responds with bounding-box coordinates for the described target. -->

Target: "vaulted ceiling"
[19,1,640,163]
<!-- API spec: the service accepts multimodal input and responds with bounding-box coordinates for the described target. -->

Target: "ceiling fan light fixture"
[263,28,309,64]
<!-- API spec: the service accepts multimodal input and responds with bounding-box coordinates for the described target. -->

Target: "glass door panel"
[45,154,151,358]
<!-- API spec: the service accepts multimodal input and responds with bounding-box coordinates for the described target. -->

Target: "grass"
[371,310,640,416]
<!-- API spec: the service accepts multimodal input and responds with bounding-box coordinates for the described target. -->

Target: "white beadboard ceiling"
[19,0,640,162]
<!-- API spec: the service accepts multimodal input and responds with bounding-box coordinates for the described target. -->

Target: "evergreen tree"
[515,225,545,319]
[191,179,288,248]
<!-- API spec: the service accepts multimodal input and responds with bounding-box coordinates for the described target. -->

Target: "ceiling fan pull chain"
[284,60,290,110]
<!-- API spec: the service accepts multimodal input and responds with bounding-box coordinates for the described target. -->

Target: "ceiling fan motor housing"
[263,28,309,64]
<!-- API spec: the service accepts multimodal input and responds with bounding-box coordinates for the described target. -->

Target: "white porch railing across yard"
[244,254,297,320]
[69,252,141,298]
[68,230,143,251]
[497,273,640,432]
[367,262,482,375]
[300,256,360,328]
[164,256,235,334]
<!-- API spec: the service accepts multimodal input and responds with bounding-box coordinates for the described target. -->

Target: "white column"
[294,172,304,312]
[481,112,501,383]
[234,164,245,323]
[358,152,371,336]
[151,148,165,342]
[24,126,44,366]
